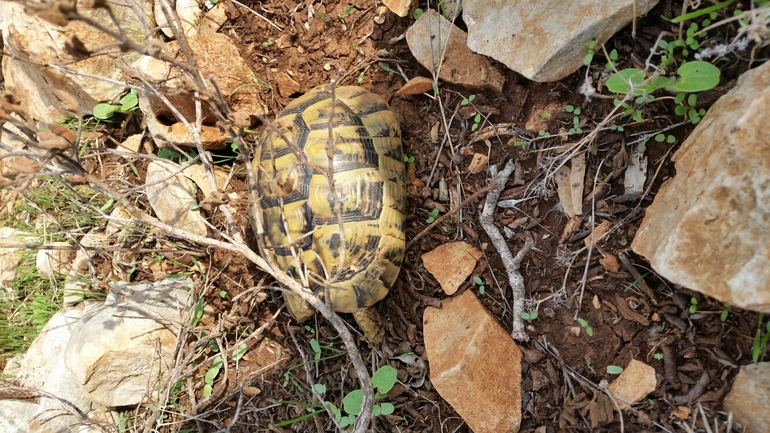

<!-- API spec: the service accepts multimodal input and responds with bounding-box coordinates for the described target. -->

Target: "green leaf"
[232,343,247,361]
[473,275,483,285]
[585,326,594,337]
[605,68,651,95]
[413,8,423,20]
[343,389,363,415]
[314,383,326,395]
[310,338,321,354]
[675,61,721,92]
[119,90,138,111]
[372,365,397,394]
[721,304,730,322]
[93,103,118,120]
[191,298,204,326]
[379,402,395,415]
[606,365,624,375]
[675,105,687,116]
[583,53,593,66]
[674,93,686,104]
[203,383,213,397]
[578,318,588,327]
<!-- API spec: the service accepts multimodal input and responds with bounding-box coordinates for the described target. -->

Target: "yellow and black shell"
[251,85,406,333]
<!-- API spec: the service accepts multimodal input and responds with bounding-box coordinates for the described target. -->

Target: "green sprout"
[577,317,594,337]
[426,208,439,224]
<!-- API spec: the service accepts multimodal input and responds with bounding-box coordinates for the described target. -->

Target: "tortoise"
[250,84,406,343]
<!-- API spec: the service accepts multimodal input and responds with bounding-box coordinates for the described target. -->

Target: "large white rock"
[0,0,155,122]
[145,160,208,236]
[64,279,194,407]
[462,0,659,82]
[0,308,94,433]
[632,61,770,312]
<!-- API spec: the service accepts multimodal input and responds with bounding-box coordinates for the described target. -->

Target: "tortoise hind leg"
[352,307,385,345]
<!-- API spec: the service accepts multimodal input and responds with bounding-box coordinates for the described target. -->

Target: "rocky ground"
[1,0,770,432]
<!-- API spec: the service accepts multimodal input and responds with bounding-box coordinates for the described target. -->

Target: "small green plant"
[262,40,273,47]
[721,304,730,322]
[310,338,322,362]
[654,352,664,361]
[460,95,483,131]
[340,3,356,18]
[304,325,316,334]
[689,297,698,314]
[357,70,365,83]
[473,275,486,295]
[278,365,397,428]
[203,355,223,397]
[674,93,707,124]
[577,317,594,337]
[93,89,139,120]
[426,208,440,224]
[413,8,423,20]
[379,64,398,75]
[654,133,677,144]
[521,310,538,323]
[606,365,624,375]
[402,153,415,163]
[565,105,583,135]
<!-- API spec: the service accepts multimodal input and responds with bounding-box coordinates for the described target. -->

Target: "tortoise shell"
[251,85,406,327]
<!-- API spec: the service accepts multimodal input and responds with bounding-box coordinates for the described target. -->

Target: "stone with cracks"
[424,290,522,432]
[406,9,504,92]
[631,61,770,312]
[0,0,155,123]
[724,362,770,432]
[64,280,194,407]
[0,308,94,433]
[145,160,208,237]
[135,33,266,150]
[462,0,659,82]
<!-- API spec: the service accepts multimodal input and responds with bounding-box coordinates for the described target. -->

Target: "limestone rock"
[36,242,75,277]
[155,0,202,38]
[424,290,522,432]
[397,76,435,96]
[383,0,412,17]
[135,33,266,150]
[64,280,194,407]
[0,227,35,287]
[182,164,231,198]
[145,160,208,236]
[462,0,659,82]
[631,61,770,312]
[406,9,504,92]
[200,2,229,35]
[0,0,155,122]
[724,362,770,432]
[422,241,482,295]
[0,308,94,433]
[607,359,657,409]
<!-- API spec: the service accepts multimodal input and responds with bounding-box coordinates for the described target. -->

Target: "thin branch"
[479,160,534,342]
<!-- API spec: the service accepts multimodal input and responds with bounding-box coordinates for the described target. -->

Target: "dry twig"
[479,160,534,341]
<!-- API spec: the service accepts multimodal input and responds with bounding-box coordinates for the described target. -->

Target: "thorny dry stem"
[480,160,535,342]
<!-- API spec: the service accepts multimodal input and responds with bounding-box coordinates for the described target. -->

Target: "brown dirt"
[99,1,767,431]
